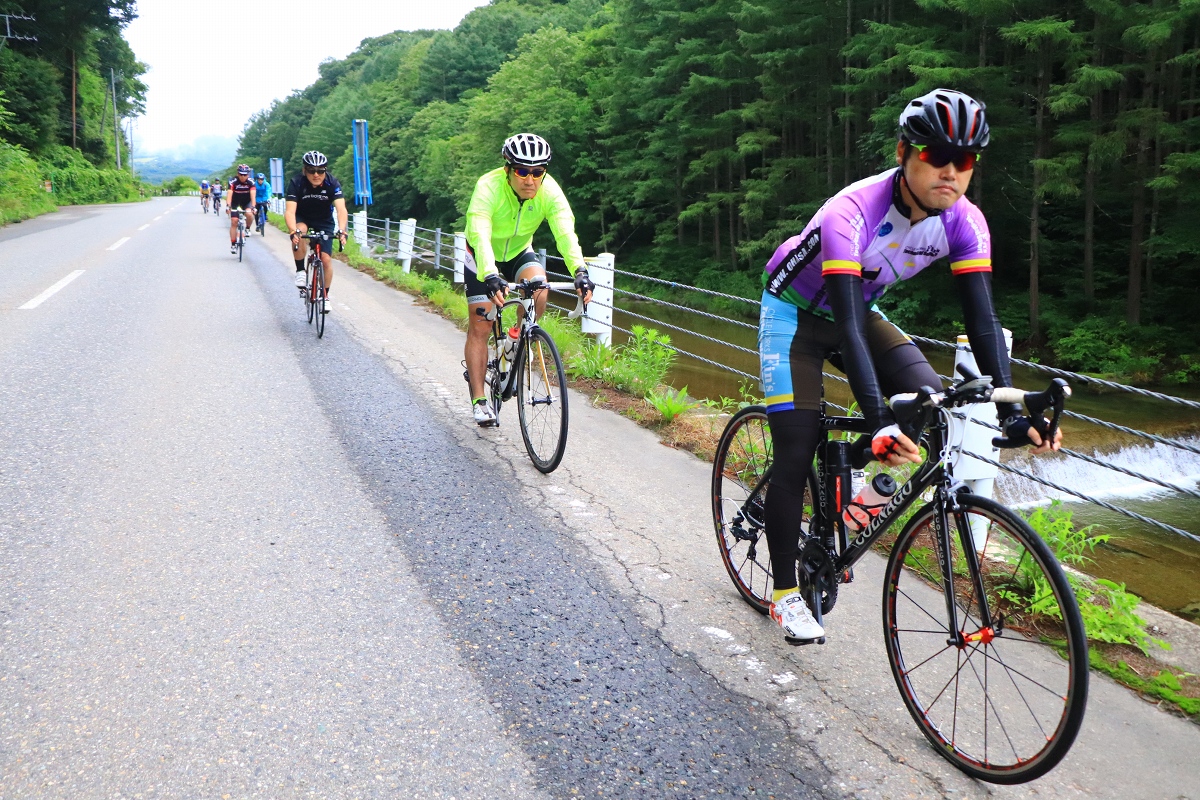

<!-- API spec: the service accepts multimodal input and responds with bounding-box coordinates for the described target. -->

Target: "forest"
[0,0,146,218]
[227,0,1200,384]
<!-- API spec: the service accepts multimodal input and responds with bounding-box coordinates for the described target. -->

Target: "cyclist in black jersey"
[227,164,257,254]
[285,150,348,303]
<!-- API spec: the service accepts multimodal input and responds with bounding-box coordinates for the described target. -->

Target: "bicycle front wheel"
[883,493,1088,784]
[516,327,568,473]
[314,261,326,338]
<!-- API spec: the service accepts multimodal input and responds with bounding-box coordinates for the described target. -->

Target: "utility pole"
[0,13,37,50]
[71,50,77,148]
[111,68,122,170]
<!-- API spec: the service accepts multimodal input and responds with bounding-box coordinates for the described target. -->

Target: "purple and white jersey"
[762,169,992,319]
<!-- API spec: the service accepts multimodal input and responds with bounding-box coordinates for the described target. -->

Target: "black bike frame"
[804,412,987,646]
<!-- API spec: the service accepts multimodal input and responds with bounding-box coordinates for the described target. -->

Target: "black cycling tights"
[765,343,938,593]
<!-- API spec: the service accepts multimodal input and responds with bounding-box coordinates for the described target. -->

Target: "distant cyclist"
[254,172,272,231]
[285,150,348,307]
[211,179,223,213]
[199,180,211,212]
[227,165,257,254]
[756,89,1061,644]
[463,133,595,426]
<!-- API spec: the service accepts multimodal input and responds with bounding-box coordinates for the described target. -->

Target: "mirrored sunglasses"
[510,165,547,178]
[912,144,979,171]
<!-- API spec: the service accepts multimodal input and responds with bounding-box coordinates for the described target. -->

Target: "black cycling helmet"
[302,150,328,168]
[899,89,990,152]
[501,133,551,168]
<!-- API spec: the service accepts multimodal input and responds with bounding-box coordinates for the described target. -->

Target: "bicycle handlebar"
[474,277,588,322]
[885,370,1071,453]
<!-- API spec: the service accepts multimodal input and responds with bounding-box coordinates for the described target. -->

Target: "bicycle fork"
[933,486,999,650]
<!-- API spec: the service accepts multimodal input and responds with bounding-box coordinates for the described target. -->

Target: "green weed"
[646,385,700,422]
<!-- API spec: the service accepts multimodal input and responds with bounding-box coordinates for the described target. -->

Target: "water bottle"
[502,326,520,361]
[842,473,897,532]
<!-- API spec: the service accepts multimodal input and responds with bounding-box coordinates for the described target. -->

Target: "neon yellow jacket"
[465,167,586,280]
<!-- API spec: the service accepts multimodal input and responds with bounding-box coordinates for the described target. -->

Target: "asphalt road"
[0,200,832,798]
[2,199,1198,800]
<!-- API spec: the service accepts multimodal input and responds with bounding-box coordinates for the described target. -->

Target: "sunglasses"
[509,165,547,178]
[305,167,327,175]
[911,143,979,171]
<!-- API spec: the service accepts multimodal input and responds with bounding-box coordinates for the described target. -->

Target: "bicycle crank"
[797,537,839,617]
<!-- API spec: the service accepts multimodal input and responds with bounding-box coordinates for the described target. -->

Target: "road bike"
[201,194,210,213]
[231,209,247,262]
[473,277,584,473]
[212,195,222,215]
[711,369,1088,784]
[296,230,341,339]
[256,203,268,235]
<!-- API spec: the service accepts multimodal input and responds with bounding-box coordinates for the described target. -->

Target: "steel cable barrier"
[350,214,1199,540]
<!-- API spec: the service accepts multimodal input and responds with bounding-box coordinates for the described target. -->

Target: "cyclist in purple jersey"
[757,89,1062,644]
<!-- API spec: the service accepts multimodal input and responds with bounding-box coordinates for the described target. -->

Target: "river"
[602,299,1200,621]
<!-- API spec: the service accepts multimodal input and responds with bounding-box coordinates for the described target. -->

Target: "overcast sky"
[124,0,490,157]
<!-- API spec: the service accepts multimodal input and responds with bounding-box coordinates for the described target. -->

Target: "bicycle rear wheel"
[516,327,568,473]
[883,493,1088,784]
[711,405,820,614]
[238,228,244,262]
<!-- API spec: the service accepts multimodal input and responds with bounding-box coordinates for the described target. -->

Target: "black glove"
[484,273,508,302]
[997,414,1043,449]
[574,267,595,296]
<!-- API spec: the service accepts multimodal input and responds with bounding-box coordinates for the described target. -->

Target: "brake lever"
[989,379,1071,448]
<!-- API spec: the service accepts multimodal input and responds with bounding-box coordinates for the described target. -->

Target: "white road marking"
[19,270,85,310]
[138,224,150,231]
[107,237,130,250]
[153,216,163,221]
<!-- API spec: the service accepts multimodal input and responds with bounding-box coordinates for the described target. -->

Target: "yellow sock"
[773,588,797,603]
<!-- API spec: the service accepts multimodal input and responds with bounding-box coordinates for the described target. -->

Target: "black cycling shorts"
[464,246,543,304]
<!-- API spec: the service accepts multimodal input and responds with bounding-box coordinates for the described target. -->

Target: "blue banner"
[352,119,373,206]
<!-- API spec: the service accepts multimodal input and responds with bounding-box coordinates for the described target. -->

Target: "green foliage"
[0,141,56,224]
[1052,317,1162,381]
[646,384,700,422]
[1089,653,1200,718]
[39,145,139,205]
[610,325,675,396]
[231,0,1200,378]
[162,175,198,195]
[1018,502,1166,655]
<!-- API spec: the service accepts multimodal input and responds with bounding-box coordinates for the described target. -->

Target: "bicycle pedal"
[842,568,855,584]
[785,635,824,647]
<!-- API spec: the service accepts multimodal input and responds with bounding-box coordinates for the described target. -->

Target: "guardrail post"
[397,218,415,272]
[454,232,466,284]
[582,253,614,347]
[385,218,391,252]
[434,227,442,273]
[353,210,367,247]
[538,247,547,268]
[949,328,1012,549]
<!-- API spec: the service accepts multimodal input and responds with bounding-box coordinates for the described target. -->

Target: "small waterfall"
[995,436,1200,509]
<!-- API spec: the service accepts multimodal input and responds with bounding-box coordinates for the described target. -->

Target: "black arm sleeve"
[826,273,894,430]
[955,270,1021,420]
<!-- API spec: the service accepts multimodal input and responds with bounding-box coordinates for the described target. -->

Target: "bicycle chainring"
[797,537,839,616]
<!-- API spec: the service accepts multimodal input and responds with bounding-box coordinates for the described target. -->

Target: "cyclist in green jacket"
[464,133,595,426]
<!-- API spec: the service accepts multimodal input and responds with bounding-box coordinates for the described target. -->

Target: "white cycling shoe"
[473,400,498,427]
[770,591,824,644]
[294,271,307,288]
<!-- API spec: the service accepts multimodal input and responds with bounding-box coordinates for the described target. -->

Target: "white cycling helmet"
[501,133,551,167]
[302,150,328,168]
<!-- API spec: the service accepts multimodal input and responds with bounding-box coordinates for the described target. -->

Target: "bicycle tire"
[883,492,1088,784]
[314,259,326,338]
[238,228,243,262]
[711,405,820,614]
[305,260,315,324]
[517,327,568,473]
